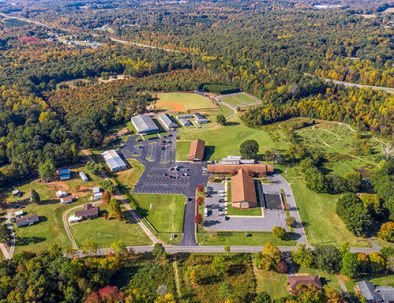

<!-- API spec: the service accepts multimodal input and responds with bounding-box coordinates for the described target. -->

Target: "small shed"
[79,171,89,182]
[92,187,103,201]
[58,169,71,181]
[60,196,74,204]
[14,210,24,217]
[12,190,21,197]
[56,190,68,198]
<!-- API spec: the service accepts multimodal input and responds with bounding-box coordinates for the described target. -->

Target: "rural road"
[0,12,180,53]
[305,73,394,94]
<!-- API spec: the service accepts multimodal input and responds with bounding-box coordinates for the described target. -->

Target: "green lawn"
[197,231,296,246]
[370,275,394,287]
[283,166,372,247]
[156,92,216,112]
[297,266,341,291]
[71,204,151,248]
[175,140,191,161]
[131,194,186,244]
[255,270,289,299]
[220,92,261,107]
[115,158,145,191]
[177,117,288,161]
[3,174,103,254]
[294,120,384,176]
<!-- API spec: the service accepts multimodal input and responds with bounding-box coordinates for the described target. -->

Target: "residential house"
[288,275,322,295]
[356,280,394,303]
[75,204,99,220]
[58,168,71,181]
[16,214,39,227]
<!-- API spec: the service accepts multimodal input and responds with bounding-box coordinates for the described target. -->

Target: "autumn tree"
[378,222,394,242]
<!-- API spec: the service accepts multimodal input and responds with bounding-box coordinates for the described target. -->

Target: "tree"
[346,172,362,193]
[369,252,386,274]
[30,189,40,204]
[379,222,394,242]
[100,179,115,193]
[111,240,127,255]
[240,140,259,160]
[217,114,227,125]
[291,245,313,267]
[109,198,122,220]
[82,239,98,254]
[0,224,10,243]
[152,243,165,259]
[194,214,203,225]
[253,292,272,303]
[102,190,111,206]
[286,216,296,228]
[257,243,283,271]
[314,246,342,273]
[38,160,56,182]
[224,245,231,255]
[341,252,359,278]
[336,193,375,237]
[272,226,286,240]
[212,255,226,276]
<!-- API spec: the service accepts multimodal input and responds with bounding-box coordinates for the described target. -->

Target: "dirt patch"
[47,181,70,191]
[155,101,185,112]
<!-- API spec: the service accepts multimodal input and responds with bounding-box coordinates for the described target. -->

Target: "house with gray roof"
[102,150,127,172]
[357,280,394,303]
[130,114,159,134]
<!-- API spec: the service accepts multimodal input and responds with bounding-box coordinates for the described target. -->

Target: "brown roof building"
[75,204,99,220]
[288,275,322,295]
[231,169,257,208]
[188,139,205,162]
[207,164,273,176]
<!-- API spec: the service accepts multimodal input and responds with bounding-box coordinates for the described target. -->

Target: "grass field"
[177,117,288,161]
[220,92,261,107]
[155,92,216,112]
[255,270,289,299]
[3,171,104,254]
[282,166,372,247]
[115,159,145,191]
[132,194,185,244]
[197,231,296,246]
[71,204,151,247]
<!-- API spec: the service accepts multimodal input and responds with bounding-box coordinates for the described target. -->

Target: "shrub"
[272,226,286,240]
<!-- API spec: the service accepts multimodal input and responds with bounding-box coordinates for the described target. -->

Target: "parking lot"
[119,132,208,196]
[203,181,287,232]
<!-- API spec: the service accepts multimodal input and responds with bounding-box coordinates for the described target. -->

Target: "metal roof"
[131,114,159,133]
[102,150,127,171]
[159,113,178,129]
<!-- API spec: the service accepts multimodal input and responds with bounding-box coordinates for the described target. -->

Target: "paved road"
[271,174,309,246]
[305,73,394,94]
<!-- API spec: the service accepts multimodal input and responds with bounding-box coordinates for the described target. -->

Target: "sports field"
[220,92,261,107]
[155,92,216,112]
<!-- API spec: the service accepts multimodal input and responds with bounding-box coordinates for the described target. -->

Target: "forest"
[0,0,392,186]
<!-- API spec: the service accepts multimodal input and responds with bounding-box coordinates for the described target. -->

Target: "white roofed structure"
[131,114,159,134]
[102,150,127,172]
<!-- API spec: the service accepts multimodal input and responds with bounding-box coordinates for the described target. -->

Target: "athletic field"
[220,92,261,107]
[155,92,216,112]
